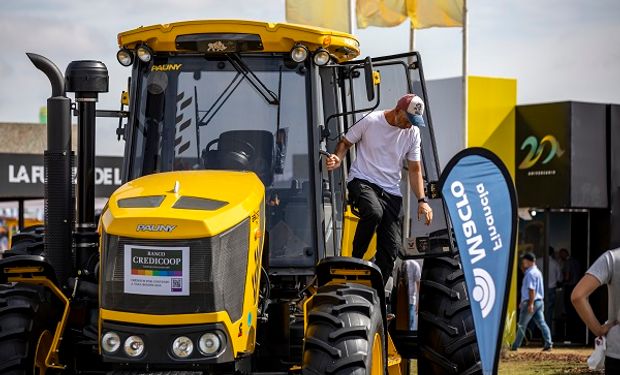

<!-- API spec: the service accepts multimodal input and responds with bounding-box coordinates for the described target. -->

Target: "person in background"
[571,249,620,374]
[396,259,421,330]
[512,252,553,351]
[560,248,582,341]
[560,248,582,288]
[538,247,564,325]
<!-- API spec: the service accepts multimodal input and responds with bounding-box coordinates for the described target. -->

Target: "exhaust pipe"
[27,53,74,286]
[65,60,108,274]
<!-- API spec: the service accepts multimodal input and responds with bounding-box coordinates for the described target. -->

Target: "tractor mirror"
[363,57,375,102]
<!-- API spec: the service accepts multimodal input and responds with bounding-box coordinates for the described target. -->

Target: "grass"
[407,348,602,375]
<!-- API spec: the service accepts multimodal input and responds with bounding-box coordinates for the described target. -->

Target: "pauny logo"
[151,64,183,72]
[136,224,177,232]
[207,41,228,52]
[518,135,564,170]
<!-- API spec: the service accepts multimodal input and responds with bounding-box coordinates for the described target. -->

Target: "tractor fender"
[0,254,59,285]
[316,256,384,293]
[314,256,388,345]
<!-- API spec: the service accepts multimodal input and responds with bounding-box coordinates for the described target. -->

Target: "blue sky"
[0,0,618,154]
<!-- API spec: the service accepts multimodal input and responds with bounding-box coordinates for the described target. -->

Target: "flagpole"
[347,0,354,34]
[462,0,468,149]
[407,22,415,66]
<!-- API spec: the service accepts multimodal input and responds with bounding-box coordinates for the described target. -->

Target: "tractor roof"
[118,19,360,62]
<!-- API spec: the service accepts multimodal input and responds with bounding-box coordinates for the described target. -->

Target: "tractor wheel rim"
[370,332,383,374]
[34,330,52,375]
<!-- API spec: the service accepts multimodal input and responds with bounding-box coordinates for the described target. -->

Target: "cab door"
[319,52,455,261]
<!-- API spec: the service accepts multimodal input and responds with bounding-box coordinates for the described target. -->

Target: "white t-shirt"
[344,111,421,196]
[398,259,421,305]
[587,249,620,359]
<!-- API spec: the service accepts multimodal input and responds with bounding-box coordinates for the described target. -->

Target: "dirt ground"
[409,347,602,375]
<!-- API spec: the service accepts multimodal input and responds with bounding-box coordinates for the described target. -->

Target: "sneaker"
[542,346,552,352]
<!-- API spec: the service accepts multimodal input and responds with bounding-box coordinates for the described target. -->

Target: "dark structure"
[515,101,620,345]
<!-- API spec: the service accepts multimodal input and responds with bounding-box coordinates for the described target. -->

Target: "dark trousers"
[605,356,620,375]
[347,178,402,284]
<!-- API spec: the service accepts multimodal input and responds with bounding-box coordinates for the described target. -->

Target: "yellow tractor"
[0,20,479,374]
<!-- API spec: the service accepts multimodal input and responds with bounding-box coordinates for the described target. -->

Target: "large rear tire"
[0,284,60,375]
[418,255,481,375]
[302,283,385,375]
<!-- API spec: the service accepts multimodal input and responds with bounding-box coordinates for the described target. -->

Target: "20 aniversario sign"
[123,245,190,296]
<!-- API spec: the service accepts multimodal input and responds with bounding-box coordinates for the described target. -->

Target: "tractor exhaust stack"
[27,53,74,286]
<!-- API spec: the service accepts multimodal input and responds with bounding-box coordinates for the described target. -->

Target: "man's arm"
[326,138,353,171]
[527,288,536,313]
[571,274,616,337]
[407,160,425,200]
[408,160,432,225]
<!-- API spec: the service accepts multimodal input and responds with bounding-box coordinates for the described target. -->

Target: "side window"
[350,62,409,121]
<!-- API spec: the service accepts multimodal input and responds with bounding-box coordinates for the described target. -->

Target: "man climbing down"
[326,93,433,284]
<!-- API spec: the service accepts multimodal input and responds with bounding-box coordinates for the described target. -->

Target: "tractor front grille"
[101,218,249,321]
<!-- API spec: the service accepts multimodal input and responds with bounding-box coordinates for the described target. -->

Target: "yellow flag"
[356,0,408,29]
[285,0,351,33]
[407,0,464,29]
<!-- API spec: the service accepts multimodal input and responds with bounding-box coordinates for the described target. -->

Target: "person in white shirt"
[326,94,432,284]
[572,249,620,374]
[397,259,421,330]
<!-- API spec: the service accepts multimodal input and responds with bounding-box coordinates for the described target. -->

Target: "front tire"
[302,283,385,375]
[418,255,481,375]
[0,284,60,375]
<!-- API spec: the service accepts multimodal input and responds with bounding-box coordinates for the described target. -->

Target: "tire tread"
[418,255,482,375]
[0,284,59,375]
[303,283,384,374]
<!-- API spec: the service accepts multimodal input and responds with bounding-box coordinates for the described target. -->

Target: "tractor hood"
[101,170,264,239]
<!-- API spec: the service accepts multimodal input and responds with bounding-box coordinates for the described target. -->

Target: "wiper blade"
[227,54,279,105]
[197,71,245,127]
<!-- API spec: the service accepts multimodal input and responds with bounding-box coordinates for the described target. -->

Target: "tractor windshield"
[128,54,316,267]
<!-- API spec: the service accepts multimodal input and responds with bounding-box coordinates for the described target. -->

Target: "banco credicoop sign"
[439,148,517,375]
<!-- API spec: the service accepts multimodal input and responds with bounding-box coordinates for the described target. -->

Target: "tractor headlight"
[124,335,145,357]
[198,333,221,355]
[136,45,153,63]
[116,49,134,67]
[313,48,331,66]
[172,336,194,358]
[290,44,309,63]
[101,331,121,353]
